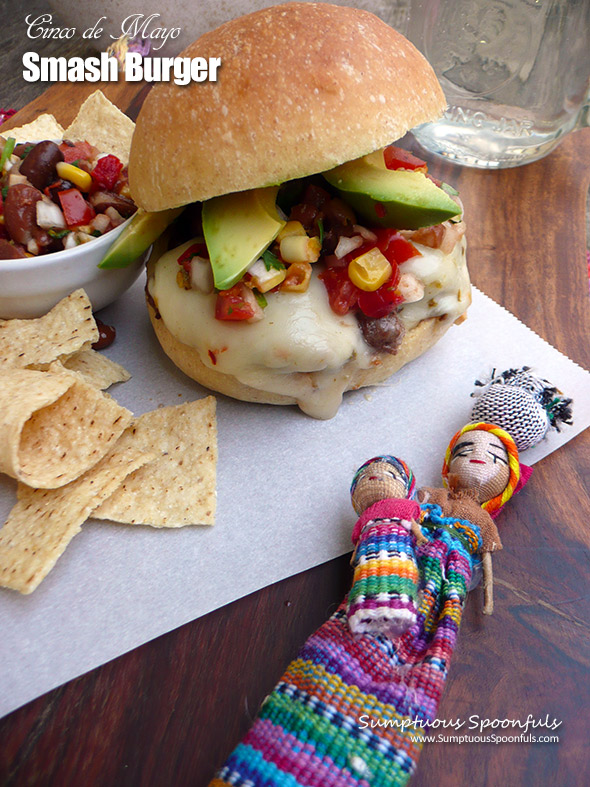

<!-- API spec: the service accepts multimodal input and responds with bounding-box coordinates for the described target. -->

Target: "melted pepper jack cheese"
[149,236,469,418]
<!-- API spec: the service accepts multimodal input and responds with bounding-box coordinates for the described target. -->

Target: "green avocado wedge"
[98,207,185,269]
[202,186,286,291]
[322,151,461,230]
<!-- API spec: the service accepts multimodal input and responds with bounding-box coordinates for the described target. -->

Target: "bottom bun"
[148,298,458,418]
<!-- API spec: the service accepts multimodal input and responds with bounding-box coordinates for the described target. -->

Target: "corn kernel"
[248,258,287,292]
[277,220,307,242]
[280,262,312,293]
[280,234,321,264]
[56,161,92,191]
[348,247,392,291]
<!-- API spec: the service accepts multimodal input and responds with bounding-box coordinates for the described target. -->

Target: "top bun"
[129,2,446,212]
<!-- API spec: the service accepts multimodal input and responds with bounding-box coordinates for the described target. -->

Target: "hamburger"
[129,2,470,419]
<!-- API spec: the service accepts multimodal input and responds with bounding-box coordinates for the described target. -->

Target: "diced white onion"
[105,207,124,226]
[64,232,78,249]
[334,235,363,259]
[8,172,28,187]
[353,225,378,242]
[190,256,215,294]
[90,213,111,234]
[36,200,66,229]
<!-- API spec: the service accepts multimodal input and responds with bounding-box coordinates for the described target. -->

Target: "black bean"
[19,141,64,191]
[357,311,406,355]
[4,183,43,245]
[0,238,27,259]
[92,318,116,350]
[89,190,137,218]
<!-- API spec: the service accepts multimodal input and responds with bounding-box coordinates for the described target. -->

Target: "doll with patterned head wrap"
[418,422,520,615]
[347,455,426,638]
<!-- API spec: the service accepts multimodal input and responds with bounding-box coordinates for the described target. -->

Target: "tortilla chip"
[0,289,97,370]
[61,349,131,389]
[93,397,217,527]
[64,90,135,165]
[0,369,132,489]
[0,445,154,594]
[5,114,65,143]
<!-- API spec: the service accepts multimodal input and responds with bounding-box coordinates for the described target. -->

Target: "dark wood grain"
[1,39,590,787]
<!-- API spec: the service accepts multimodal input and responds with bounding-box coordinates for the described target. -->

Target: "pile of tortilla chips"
[7,89,136,165]
[0,290,217,594]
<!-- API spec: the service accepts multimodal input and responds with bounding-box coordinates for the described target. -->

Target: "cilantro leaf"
[317,218,324,245]
[262,249,285,272]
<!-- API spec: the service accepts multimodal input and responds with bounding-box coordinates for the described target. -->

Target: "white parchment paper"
[1,280,589,718]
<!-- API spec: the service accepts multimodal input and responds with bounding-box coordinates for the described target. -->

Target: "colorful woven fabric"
[347,500,422,638]
[211,506,480,787]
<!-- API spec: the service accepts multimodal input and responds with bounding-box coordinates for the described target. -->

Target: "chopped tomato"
[319,266,359,315]
[215,283,263,322]
[57,189,95,228]
[357,269,404,318]
[177,242,208,273]
[374,228,421,265]
[383,145,428,173]
[91,155,123,191]
[59,140,98,164]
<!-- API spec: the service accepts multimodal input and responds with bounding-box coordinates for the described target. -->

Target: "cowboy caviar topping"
[0,136,137,259]
[170,145,464,341]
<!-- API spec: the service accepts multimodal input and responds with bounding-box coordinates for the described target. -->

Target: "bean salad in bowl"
[0,136,137,260]
[0,91,151,319]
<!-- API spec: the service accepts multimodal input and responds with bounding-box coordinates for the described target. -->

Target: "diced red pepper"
[59,140,98,164]
[318,265,359,315]
[215,283,262,321]
[357,269,404,319]
[91,155,124,191]
[374,228,421,265]
[177,242,208,274]
[374,202,387,219]
[58,188,96,228]
[383,145,428,173]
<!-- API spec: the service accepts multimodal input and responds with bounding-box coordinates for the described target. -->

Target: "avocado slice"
[99,207,185,269]
[203,186,286,291]
[322,151,461,230]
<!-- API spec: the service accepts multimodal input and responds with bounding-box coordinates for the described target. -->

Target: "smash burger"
[128,3,471,419]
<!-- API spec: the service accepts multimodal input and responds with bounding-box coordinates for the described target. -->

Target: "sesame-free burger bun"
[128,2,446,211]
[139,3,471,419]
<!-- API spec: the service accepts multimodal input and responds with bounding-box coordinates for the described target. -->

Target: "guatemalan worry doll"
[211,456,489,786]
[419,422,520,615]
[347,455,425,638]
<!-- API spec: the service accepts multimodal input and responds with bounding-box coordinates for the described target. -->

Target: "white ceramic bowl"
[0,217,147,319]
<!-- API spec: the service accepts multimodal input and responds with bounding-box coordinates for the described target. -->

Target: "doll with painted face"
[347,455,426,638]
[418,422,521,614]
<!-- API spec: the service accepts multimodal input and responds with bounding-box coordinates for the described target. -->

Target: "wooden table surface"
[1,16,590,787]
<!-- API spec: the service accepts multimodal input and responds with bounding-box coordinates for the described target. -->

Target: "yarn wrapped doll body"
[347,456,425,639]
[348,498,422,637]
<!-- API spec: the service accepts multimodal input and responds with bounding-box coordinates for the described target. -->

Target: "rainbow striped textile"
[211,503,480,786]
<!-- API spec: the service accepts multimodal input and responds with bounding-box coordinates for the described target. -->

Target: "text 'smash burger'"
[129,2,471,418]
